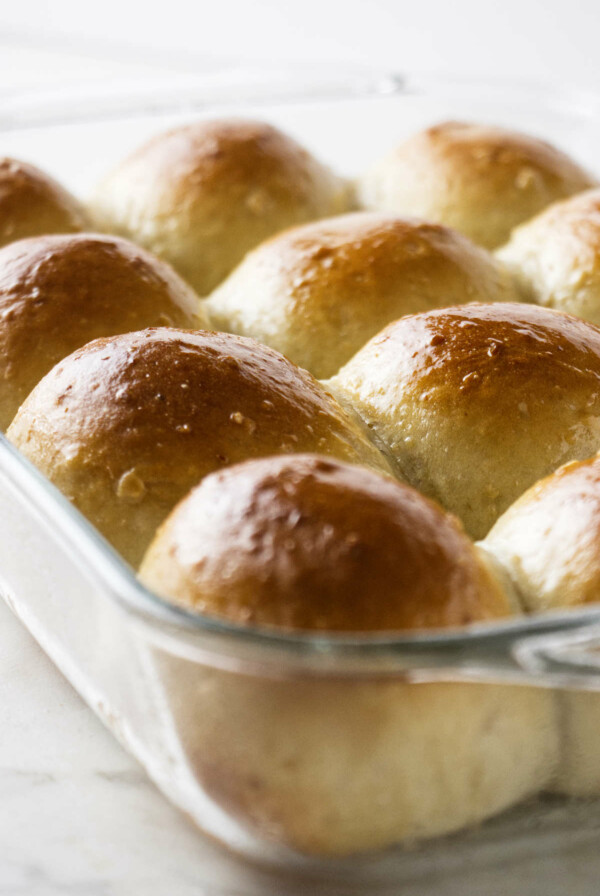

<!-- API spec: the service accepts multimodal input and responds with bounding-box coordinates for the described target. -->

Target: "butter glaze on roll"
[498,188,600,326]
[140,454,555,856]
[91,119,352,296]
[7,329,391,567]
[482,455,600,795]
[0,233,206,430]
[206,212,520,379]
[0,157,88,249]
[141,454,511,631]
[327,302,600,538]
[358,122,596,249]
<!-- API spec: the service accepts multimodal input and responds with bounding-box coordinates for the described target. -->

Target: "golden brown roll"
[0,157,88,249]
[497,188,600,326]
[0,233,206,430]
[139,454,556,856]
[91,119,352,296]
[357,121,596,249]
[327,302,600,539]
[141,454,512,631]
[206,212,520,379]
[7,329,391,567]
[482,455,600,796]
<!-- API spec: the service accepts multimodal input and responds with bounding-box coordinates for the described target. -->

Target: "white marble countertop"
[2,25,600,895]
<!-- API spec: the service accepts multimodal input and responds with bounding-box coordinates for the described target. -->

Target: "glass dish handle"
[513,624,600,690]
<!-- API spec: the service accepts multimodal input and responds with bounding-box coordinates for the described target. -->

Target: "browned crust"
[207,211,519,377]
[359,121,596,248]
[140,454,511,632]
[92,119,351,295]
[330,302,600,537]
[0,157,88,247]
[337,301,600,409]
[7,328,390,566]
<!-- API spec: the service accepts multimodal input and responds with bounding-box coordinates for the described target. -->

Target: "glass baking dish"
[3,67,600,889]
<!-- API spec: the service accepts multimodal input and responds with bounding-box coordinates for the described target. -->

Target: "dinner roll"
[206,212,519,379]
[0,157,88,248]
[140,454,556,856]
[482,455,600,795]
[327,302,600,539]
[483,456,600,613]
[7,329,391,567]
[498,188,600,326]
[0,233,206,431]
[358,121,596,249]
[91,119,352,296]
[141,454,512,630]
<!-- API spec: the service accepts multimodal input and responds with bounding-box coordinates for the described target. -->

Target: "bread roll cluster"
[4,116,600,857]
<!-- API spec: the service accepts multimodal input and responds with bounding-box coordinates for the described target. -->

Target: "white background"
[0,0,599,89]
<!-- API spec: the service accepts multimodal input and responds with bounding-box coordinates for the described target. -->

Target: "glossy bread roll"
[7,329,391,567]
[206,212,519,379]
[498,188,600,326]
[140,455,556,855]
[482,455,600,795]
[358,121,596,249]
[91,119,352,296]
[141,454,512,630]
[0,157,88,249]
[327,302,600,538]
[0,233,206,430]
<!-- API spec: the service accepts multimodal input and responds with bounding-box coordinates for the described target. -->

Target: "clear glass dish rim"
[2,65,600,130]
[4,68,600,675]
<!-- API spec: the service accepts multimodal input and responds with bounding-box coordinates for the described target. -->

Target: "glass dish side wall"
[0,428,562,872]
